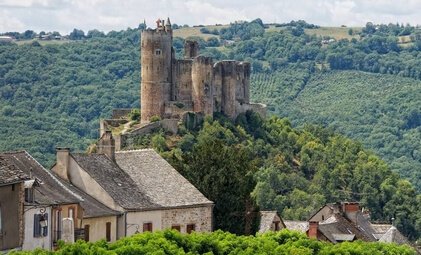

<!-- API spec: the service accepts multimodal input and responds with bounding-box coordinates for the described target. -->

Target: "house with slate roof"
[0,154,29,251]
[51,131,213,239]
[0,151,82,250]
[306,202,410,245]
[1,150,120,250]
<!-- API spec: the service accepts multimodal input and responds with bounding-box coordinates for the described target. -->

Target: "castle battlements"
[139,18,266,123]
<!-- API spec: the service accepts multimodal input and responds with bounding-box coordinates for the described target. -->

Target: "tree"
[69,28,85,40]
[180,120,259,234]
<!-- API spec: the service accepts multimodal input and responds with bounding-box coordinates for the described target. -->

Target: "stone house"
[306,202,410,244]
[51,132,213,239]
[0,154,29,251]
[1,150,120,250]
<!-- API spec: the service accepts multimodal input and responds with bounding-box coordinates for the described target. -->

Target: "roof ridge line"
[0,150,27,154]
[24,151,84,202]
[116,148,154,153]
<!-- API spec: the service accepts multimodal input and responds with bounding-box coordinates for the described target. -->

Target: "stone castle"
[140,18,266,123]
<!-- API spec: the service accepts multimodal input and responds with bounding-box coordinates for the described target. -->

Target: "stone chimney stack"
[308,221,319,239]
[342,202,360,224]
[54,147,70,181]
[97,130,115,161]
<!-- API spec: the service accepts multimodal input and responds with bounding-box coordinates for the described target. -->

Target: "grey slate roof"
[72,153,158,210]
[371,223,393,234]
[284,220,309,232]
[115,149,213,208]
[318,214,376,243]
[0,151,80,205]
[0,154,29,185]
[378,226,409,245]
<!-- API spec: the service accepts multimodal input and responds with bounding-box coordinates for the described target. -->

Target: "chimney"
[342,202,360,224]
[97,130,115,161]
[55,147,70,181]
[308,221,319,239]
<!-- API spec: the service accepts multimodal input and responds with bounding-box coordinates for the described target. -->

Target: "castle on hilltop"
[140,18,266,123]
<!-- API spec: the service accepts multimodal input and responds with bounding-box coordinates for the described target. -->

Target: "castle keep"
[140,18,266,123]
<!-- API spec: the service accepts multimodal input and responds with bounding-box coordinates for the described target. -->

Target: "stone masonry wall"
[161,205,213,233]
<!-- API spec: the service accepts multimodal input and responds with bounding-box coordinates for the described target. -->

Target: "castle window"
[155,49,161,55]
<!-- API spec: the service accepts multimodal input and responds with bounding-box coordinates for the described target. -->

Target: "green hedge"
[10,229,416,255]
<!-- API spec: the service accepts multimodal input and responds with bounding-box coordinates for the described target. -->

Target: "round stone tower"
[140,18,173,123]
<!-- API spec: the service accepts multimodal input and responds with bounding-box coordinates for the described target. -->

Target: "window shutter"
[33,214,40,237]
[143,222,152,232]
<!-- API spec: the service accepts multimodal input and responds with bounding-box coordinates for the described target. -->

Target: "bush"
[150,115,161,122]
[11,230,416,255]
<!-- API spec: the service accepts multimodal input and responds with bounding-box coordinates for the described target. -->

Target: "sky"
[1,0,421,34]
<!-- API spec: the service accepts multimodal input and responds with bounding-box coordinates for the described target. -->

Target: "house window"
[274,221,280,231]
[322,215,325,221]
[143,222,153,232]
[25,188,34,203]
[84,225,90,242]
[155,49,161,55]
[33,213,48,237]
[106,222,111,242]
[186,224,195,234]
[171,225,181,231]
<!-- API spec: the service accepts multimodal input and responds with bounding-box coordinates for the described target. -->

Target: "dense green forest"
[125,112,420,240]
[11,229,417,255]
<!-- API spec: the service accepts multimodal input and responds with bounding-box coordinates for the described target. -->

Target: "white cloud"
[0,0,420,34]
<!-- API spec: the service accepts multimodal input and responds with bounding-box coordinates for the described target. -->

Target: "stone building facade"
[140,18,266,123]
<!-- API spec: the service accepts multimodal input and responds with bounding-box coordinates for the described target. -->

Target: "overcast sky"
[1,0,421,34]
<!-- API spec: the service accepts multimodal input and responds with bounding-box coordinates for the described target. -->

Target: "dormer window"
[24,179,36,203]
[25,188,34,203]
[155,49,161,55]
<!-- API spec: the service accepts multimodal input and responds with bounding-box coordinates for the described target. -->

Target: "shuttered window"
[143,222,152,232]
[186,224,195,234]
[171,225,181,231]
[33,213,48,237]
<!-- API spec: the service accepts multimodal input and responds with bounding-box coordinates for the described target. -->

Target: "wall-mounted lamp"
[39,208,48,228]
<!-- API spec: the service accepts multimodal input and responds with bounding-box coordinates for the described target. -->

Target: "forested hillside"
[121,112,420,240]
